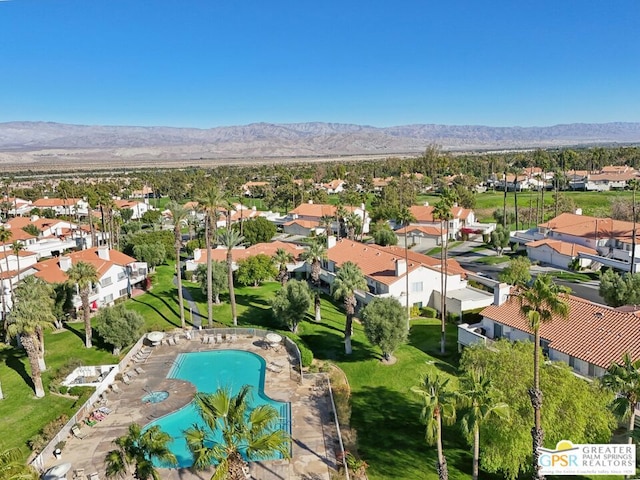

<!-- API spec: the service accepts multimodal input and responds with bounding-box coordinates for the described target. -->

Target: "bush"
[331,383,352,427]
[410,305,421,318]
[28,414,69,454]
[421,306,437,318]
[280,332,314,367]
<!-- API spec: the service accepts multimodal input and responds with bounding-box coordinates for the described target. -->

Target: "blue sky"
[1,0,639,128]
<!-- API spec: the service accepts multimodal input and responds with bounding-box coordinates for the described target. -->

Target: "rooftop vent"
[594,312,604,319]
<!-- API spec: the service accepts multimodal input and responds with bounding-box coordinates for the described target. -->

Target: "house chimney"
[59,256,72,272]
[194,248,202,261]
[327,235,337,249]
[97,246,110,261]
[395,258,407,276]
[493,283,510,306]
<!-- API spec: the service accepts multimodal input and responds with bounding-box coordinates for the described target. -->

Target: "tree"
[515,274,570,480]
[499,256,532,286]
[461,341,615,480]
[198,186,228,327]
[66,261,99,348]
[490,225,510,256]
[133,243,167,272]
[240,217,276,245]
[600,353,640,445]
[271,280,312,333]
[11,242,23,280]
[272,248,294,286]
[217,228,244,326]
[167,201,188,329]
[372,223,398,246]
[301,240,327,322]
[195,262,228,304]
[458,368,510,480]
[140,209,162,227]
[6,284,55,397]
[0,446,38,480]
[104,423,177,480]
[411,372,457,480]
[360,297,408,361]
[331,261,367,355]
[599,270,640,307]
[0,227,13,297]
[235,254,277,287]
[123,231,175,260]
[94,305,144,354]
[433,190,455,354]
[395,206,416,331]
[184,386,290,480]
[344,212,362,241]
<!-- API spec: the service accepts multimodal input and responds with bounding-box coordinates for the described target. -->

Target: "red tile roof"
[290,203,359,218]
[481,293,640,369]
[33,248,137,284]
[33,198,81,207]
[539,213,635,241]
[395,225,444,237]
[526,239,598,257]
[192,241,304,265]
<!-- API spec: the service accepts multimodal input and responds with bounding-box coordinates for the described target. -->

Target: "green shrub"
[331,383,352,427]
[281,332,314,367]
[421,306,436,318]
[410,305,421,318]
[28,414,69,454]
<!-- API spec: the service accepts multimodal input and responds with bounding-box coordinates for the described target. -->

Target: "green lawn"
[473,255,510,265]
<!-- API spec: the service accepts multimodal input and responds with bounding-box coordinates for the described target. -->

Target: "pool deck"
[49,333,338,480]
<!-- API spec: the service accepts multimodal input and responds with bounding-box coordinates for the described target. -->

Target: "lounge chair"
[71,424,88,439]
[128,369,138,377]
[267,364,283,374]
[98,406,112,415]
[122,374,132,385]
[111,383,122,394]
[88,472,100,480]
[72,468,85,480]
[216,333,223,344]
[134,366,145,375]
[272,360,287,369]
[201,335,209,344]
[170,337,178,346]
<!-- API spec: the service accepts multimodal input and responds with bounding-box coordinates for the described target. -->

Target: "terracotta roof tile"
[540,213,635,241]
[481,294,640,369]
[526,239,598,256]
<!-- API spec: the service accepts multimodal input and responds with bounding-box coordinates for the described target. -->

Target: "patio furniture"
[216,333,223,343]
[73,468,85,480]
[134,366,145,375]
[71,424,88,439]
[111,383,122,394]
[122,374,131,385]
[88,472,100,480]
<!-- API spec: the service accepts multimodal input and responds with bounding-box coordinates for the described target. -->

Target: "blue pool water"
[145,350,290,468]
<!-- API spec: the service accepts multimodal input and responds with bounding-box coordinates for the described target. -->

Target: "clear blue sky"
[1,0,639,128]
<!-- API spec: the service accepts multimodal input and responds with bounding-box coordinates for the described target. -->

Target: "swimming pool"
[145,350,291,468]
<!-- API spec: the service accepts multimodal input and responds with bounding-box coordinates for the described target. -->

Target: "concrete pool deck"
[48,333,339,480]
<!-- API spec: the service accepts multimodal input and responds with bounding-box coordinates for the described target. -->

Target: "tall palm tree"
[331,261,367,355]
[601,352,640,445]
[458,368,510,480]
[301,240,327,322]
[198,186,228,327]
[66,261,99,348]
[411,372,457,480]
[7,283,56,398]
[344,212,362,241]
[104,423,177,480]
[14,276,55,372]
[184,386,290,480]
[11,242,23,282]
[167,201,188,329]
[516,274,570,480]
[217,228,244,326]
[433,192,455,354]
[0,446,39,480]
[395,206,416,331]
[0,227,14,298]
[273,248,294,286]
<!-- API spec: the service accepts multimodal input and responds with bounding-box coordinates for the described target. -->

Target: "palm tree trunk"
[344,311,353,355]
[228,251,237,326]
[436,414,448,480]
[530,328,545,480]
[22,335,45,398]
[37,327,46,372]
[0,379,4,400]
[405,222,411,331]
[205,218,213,327]
[82,290,92,348]
[440,220,447,354]
[314,292,321,322]
[472,426,480,480]
[628,410,635,445]
[176,238,185,329]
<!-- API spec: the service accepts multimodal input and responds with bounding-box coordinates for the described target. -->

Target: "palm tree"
[7,281,56,397]
[516,274,570,480]
[11,242,23,282]
[0,446,38,480]
[273,248,294,286]
[0,227,13,298]
[411,372,457,480]
[433,192,455,354]
[66,261,99,348]
[458,368,510,480]
[344,212,362,241]
[217,228,244,326]
[395,206,416,331]
[104,423,177,480]
[198,186,228,327]
[14,276,55,372]
[331,261,367,355]
[167,201,188,329]
[601,353,640,445]
[184,386,290,480]
[301,240,327,322]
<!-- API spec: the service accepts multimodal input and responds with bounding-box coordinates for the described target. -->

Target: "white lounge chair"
[267,364,283,374]
[71,424,88,439]
[216,333,223,344]
[88,472,100,480]
[134,366,145,375]
[122,374,132,385]
[111,383,122,394]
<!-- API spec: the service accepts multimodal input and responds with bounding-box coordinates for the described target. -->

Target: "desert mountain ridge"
[1,120,639,169]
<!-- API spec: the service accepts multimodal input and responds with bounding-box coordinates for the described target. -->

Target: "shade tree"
[360,297,408,361]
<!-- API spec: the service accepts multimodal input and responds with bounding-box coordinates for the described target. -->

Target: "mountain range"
[1,121,639,169]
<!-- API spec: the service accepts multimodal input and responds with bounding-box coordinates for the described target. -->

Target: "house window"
[494,324,503,338]
[568,356,576,368]
[119,288,128,297]
[101,277,113,287]
[117,271,126,281]
[588,363,596,377]
[103,294,114,303]
[411,282,423,293]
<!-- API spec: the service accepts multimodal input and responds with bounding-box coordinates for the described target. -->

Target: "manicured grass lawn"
[549,271,599,283]
[426,241,463,256]
[474,255,510,265]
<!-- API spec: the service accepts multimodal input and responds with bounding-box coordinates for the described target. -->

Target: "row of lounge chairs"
[266,360,288,374]
[201,333,238,344]
[72,468,100,480]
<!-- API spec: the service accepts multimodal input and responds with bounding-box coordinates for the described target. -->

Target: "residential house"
[458,293,640,380]
[526,239,597,269]
[323,238,494,317]
[31,246,148,310]
[31,197,89,217]
[242,181,270,197]
[287,201,371,235]
[396,203,494,241]
[2,197,33,216]
[130,185,154,199]
[113,199,151,220]
[320,179,345,194]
